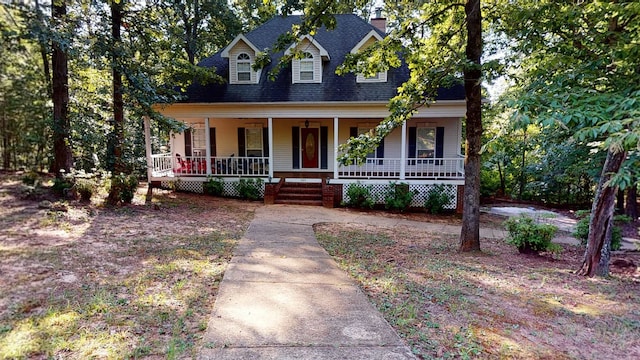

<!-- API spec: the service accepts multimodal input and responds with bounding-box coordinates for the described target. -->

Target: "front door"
[301,128,319,168]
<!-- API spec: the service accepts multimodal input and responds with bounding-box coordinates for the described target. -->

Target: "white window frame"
[416,127,435,159]
[299,52,314,81]
[190,125,206,156]
[245,127,263,157]
[358,127,377,162]
[236,53,252,82]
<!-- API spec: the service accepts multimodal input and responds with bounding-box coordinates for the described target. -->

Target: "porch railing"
[151,154,269,177]
[338,157,464,180]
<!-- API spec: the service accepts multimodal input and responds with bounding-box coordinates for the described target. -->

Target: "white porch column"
[400,120,407,180]
[205,117,211,175]
[268,117,274,179]
[143,116,153,182]
[333,117,339,179]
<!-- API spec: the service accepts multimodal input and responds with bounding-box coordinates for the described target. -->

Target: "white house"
[146,14,466,210]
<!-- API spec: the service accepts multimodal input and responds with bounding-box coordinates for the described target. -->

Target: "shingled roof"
[182,14,464,103]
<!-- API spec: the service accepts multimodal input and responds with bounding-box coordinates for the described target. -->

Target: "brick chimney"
[370,7,386,33]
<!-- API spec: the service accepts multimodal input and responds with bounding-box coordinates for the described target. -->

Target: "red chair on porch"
[174,153,191,173]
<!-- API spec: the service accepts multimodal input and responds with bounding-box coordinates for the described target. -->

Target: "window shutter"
[209,128,217,157]
[262,127,269,157]
[292,126,300,169]
[237,127,245,156]
[320,126,328,169]
[184,129,192,157]
[376,138,384,165]
[349,127,357,138]
[408,127,416,165]
[436,127,444,165]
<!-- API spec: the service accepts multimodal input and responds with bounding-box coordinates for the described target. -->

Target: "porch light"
[305,119,309,128]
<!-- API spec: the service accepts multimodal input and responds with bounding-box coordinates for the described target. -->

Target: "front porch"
[150,153,464,181]
[145,102,467,209]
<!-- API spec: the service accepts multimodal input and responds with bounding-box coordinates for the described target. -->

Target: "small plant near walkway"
[384,182,416,212]
[203,176,225,196]
[234,178,263,200]
[424,184,451,214]
[344,182,376,209]
[503,215,560,254]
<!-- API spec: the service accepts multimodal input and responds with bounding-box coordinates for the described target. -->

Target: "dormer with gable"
[286,35,330,84]
[221,34,261,84]
[351,30,387,83]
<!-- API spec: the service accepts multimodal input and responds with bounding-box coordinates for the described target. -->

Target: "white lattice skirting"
[160,179,265,198]
[342,183,457,209]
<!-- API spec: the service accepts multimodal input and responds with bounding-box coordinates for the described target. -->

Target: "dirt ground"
[0,172,259,358]
[1,171,639,358]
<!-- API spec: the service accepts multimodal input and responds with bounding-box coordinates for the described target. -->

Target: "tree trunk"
[616,189,625,214]
[2,105,9,170]
[518,130,526,200]
[51,1,73,176]
[109,0,124,174]
[459,0,482,252]
[577,149,627,277]
[626,179,638,221]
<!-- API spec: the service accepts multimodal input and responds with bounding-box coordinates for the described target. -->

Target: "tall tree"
[500,1,640,276]
[51,0,73,175]
[107,0,125,174]
[459,0,482,251]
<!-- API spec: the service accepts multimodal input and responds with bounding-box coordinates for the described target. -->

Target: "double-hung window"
[416,127,435,159]
[245,127,263,157]
[299,52,314,81]
[237,53,251,82]
[358,127,376,162]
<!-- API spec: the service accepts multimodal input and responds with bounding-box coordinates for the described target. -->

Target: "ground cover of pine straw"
[0,173,258,359]
[315,223,640,360]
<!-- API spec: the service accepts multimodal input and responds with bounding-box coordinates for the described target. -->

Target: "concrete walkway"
[198,206,508,359]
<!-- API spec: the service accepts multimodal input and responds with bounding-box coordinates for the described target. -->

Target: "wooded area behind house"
[1,1,638,276]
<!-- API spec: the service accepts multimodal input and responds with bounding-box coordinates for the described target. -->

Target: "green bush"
[424,185,451,214]
[109,173,139,204]
[74,178,97,202]
[384,182,415,212]
[503,215,559,254]
[344,182,375,209]
[573,211,629,251]
[234,178,263,200]
[22,171,39,186]
[52,177,73,196]
[203,176,225,196]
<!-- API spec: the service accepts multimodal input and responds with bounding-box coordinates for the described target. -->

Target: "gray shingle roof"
[183,14,464,103]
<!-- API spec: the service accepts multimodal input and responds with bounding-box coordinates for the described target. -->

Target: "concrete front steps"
[274,181,323,206]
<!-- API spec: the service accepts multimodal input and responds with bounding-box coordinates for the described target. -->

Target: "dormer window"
[351,30,387,83]
[237,53,252,82]
[299,52,314,81]
[287,35,329,84]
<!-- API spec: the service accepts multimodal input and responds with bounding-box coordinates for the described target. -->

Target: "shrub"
[234,178,263,200]
[344,182,375,209]
[503,215,559,254]
[22,171,39,186]
[384,182,415,212]
[74,178,96,202]
[52,177,73,196]
[573,211,629,251]
[203,176,225,196]
[425,185,451,214]
[109,173,139,204]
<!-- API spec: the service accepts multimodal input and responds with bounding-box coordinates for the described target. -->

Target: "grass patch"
[315,223,640,359]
